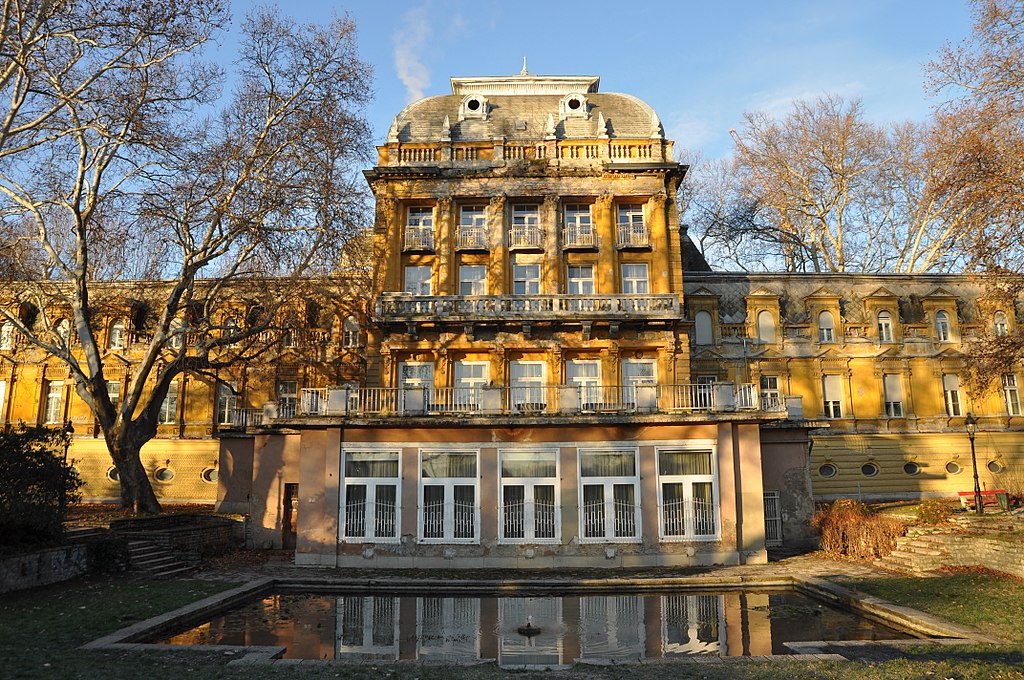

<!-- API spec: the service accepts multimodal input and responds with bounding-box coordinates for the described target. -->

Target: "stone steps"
[127,540,194,578]
[874,529,956,575]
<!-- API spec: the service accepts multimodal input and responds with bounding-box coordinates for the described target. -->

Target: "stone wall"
[936,534,1024,579]
[110,515,241,564]
[0,538,127,594]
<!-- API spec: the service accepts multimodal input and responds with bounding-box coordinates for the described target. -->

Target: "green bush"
[0,424,82,546]
[916,498,953,524]
[810,499,906,559]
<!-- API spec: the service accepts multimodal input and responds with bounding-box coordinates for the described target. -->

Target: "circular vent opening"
[818,463,838,478]
[861,462,880,477]
[903,462,921,476]
[466,98,481,111]
[567,97,582,110]
[106,466,120,482]
[945,461,963,475]
[987,459,1006,474]
[155,467,175,482]
[201,467,219,483]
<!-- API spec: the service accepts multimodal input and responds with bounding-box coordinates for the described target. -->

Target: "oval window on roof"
[466,98,480,111]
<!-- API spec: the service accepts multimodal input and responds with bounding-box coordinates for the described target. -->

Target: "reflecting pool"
[158,590,915,666]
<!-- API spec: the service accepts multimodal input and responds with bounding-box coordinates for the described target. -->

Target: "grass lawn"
[2,571,1024,680]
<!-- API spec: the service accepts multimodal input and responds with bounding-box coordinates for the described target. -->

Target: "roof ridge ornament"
[650,111,664,139]
[521,56,528,75]
[596,111,609,139]
[441,115,451,142]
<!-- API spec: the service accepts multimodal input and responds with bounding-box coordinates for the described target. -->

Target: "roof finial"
[520,56,528,75]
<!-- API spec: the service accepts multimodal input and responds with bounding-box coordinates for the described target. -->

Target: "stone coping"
[81,574,998,667]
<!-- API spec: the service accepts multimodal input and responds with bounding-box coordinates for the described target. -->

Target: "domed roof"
[386,73,664,144]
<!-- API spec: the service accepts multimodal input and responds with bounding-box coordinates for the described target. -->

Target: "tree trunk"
[110,440,162,514]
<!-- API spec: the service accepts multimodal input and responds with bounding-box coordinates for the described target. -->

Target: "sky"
[230,0,975,159]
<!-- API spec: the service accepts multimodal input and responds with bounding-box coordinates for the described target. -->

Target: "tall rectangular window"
[44,381,63,424]
[760,375,781,410]
[458,265,487,296]
[567,360,601,407]
[407,206,433,228]
[159,382,178,424]
[0,321,13,350]
[460,205,485,227]
[567,265,594,295]
[512,261,540,295]
[420,451,478,542]
[936,311,951,342]
[563,204,594,246]
[510,205,541,247]
[580,449,640,542]
[616,203,648,247]
[877,311,894,343]
[454,361,488,410]
[106,380,121,410]
[822,375,842,418]
[216,382,237,425]
[404,265,432,296]
[509,360,546,411]
[1003,374,1021,416]
[458,205,487,249]
[278,380,297,419]
[343,451,400,542]
[499,450,558,542]
[883,374,903,417]
[620,263,649,294]
[658,449,717,539]
[943,374,962,417]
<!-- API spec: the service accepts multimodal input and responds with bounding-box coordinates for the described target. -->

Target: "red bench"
[958,489,1009,510]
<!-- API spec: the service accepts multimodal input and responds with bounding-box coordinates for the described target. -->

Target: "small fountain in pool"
[517,615,542,637]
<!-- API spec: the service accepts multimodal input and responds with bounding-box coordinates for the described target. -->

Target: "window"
[621,358,656,408]
[454,361,488,410]
[216,382,237,425]
[407,206,433,228]
[420,451,478,542]
[44,381,63,424]
[512,261,540,295]
[399,361,434,412]
[343,451,400,542]
[278,380,297,418]
[620,263,649,295]
[760,375,781,410]
[694,311,713,345]
[883,374,903,417]
[936,311,951,342]
[159,382,178,424]
[567,265,594,295]
[567,359,601,407]
[695,375,716,410]
[458,265,487,296]
[510,205,541,247]
[563,204,594,246]
[222,317,240,344]
[56,319,71,346]
[509,360,546,411]
[0,321,13,350]
[877,311,894,343]
[404,265,432,296]
[616,204,647,247]
[458,205,487,249]
[1003,374,1021,416]
[995,311,1009,337]
[106,380,121,410]
[756,310,775,343]
[168,318,184,350]
[943,374,962,417]
[499,450,558,542]
[342,316,360,347]
[405,206,434,248]
[658,449,717,539]
[818,311,835,343]
[580,449,640,541]
[337,596,398,655]
[822,375,842,418]
[109,319,125,349]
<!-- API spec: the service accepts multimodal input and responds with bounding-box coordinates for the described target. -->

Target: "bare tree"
[0,2,372,512]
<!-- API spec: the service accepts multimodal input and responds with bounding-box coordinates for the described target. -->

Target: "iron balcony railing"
[287,383,787,419]
[616,223,651,248]
[508,224,544,249]
[403,225,435,251]
[455,225,488,250]
[375,294,680,321]
[562,225,597,249]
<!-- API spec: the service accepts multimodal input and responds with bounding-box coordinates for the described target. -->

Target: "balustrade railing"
[227,407,264,428]
[616,223,651,248]
[455,225,488,250]
[376,294,679,319]
[562,225,597,248]
[508,225,544,248]
[403,226,435,251]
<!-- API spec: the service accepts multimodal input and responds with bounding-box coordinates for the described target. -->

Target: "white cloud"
[392,5,432,103]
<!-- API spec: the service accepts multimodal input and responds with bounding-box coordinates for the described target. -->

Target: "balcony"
[562,225,597,250]
[616,223,651,249]
[455,225,488,250]
[403,226,435,251]
[279,382,789,420]
[375,293,680,323]
[508,225,544,250]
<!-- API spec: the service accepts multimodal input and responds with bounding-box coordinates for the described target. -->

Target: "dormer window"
[458,94,489,121]
[995,311,1009,337]
[935,311,951,342]
[818,311,836,343]
[559,93,589,120]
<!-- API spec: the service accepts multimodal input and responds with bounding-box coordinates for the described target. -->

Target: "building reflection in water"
[161,590,912,665]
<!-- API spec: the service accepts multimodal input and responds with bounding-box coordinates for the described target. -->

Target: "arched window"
[818,311,835,343]
[694,311,713,345]
[108,319,125,349]
[935,311,951,342]
[342,316,361,348]
[877,311,893,343]
[756,310,775,343]
[994,311,1009,337]
[56,319,71,345]
[167,318,183,350]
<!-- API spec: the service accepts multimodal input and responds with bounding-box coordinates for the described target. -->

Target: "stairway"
[126,539,194,578]
[873,527,953,576]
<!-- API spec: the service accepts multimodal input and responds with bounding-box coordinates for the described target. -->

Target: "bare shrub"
[916,499,953,525]
[810,499,907,559]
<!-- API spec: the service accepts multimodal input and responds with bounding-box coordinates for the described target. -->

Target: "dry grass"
[811,499,906,559]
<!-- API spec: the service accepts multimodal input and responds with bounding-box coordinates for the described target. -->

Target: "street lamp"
[965,412,983,515]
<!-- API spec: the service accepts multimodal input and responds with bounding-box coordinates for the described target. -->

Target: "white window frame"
[109,319,125,350]
[512,260,540,295]
[936,311,951,342]
[0,321,13,350]
[617,203,645,231]
[459,205,485,228]
[106,379,121,410]
[458,265,487,296]
[567,359,602,406]
[756,310,775,343]
[498,449,560,544]
[877,311,894,343]
[818,311,835,343]
[579,448,641,543]
[341,450,401,544]
[342,316,361,348]
[1003,374,1021,416]
[277,380,297,419]
[822,374,843,418]
[168,318,184,350]
[656,446,719,541]
[159,381,179,424]
[418,450,479,544]
[216,382,237,425]
[509,360,546,410]
[943,374,962,417]
[512,204,540,228]
[56,319,71,346]
[404,265,432,296]
[759,375,781,410]
[883,374,904,417]
[567,264,595,295]
[620,263,649,295]
[44,380,63,424]
[563,203,594,245]
[336,596,399,657]
[416,597,481,661]
[454,361,488,410]
[695,375,717,410]
[995,311,1009,337]
[406,206,433,228]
